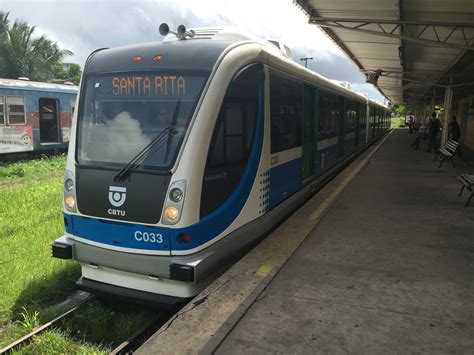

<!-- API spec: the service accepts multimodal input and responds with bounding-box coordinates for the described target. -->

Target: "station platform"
[138,129,474,353]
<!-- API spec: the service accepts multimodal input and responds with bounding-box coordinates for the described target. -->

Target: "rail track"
[109,302,182,354]
[0,291,93,354]
[1,290,183,354]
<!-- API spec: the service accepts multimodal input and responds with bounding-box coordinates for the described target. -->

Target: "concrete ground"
[215,130,474,353]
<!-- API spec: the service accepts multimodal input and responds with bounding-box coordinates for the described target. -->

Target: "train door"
[302,85,316,183]
[39,98,60,143]
[268,71,303,209]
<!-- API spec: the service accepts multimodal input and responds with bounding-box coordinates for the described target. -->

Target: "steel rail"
[0,291,93,354]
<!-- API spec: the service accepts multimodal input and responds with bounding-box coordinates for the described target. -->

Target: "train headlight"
[169,188,183,202]
[64,195,76,210]
[162,180,186,225]
[164,206,180,221]
[64,179,74,192]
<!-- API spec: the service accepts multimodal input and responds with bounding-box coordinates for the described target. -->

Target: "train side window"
[0,96,5,125]
[270,73,303,153]
[370,107,375,128]
[317,90,340,140]
[359,104,366,129]
[7,96,26,125]
[200,63,261,218]
[345,99,357,132]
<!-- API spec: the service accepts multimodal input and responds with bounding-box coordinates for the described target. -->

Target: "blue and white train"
[52,25,390,302]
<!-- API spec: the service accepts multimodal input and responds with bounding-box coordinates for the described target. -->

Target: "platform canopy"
[294,0,474,108]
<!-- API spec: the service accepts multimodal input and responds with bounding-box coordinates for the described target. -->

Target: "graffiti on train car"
[0,126,33,153]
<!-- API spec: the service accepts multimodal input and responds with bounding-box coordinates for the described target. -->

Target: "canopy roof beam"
[308,18,474,51]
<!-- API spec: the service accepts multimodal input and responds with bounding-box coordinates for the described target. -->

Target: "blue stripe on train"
[269,158,302,209]
[0,88,76,112]
[67,214,171,252]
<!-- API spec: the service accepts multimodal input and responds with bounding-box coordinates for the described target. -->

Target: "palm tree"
[0,11,72,81]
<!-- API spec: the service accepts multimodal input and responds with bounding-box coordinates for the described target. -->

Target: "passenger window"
[0,96,4,125]
[270,72,303,153]
[317,91,340,140]
[7,96,26,125]
[345,99,357,132]
[200,64,261,218]
[370,107,375,129]
[359,105,366,129]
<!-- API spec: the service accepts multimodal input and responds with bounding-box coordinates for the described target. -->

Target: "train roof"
[84,27,282,74]
[0,78,78,94]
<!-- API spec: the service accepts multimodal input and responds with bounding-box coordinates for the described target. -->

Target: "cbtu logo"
[108,186,127,207]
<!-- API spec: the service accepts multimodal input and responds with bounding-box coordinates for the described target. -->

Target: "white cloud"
[1,0,385,101]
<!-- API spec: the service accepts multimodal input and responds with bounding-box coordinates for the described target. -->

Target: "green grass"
[11,329,107,354]
[0,157,158,352]
[0,154,66,186]
[0,158,80,347]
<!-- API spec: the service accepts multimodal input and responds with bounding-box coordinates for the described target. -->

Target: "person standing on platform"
[427,112,440,152]
[448,115,462,157]
[407,115,414,133]
[448,116,461,142]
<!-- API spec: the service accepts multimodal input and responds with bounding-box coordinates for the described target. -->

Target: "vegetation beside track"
[0,154,66,187]
[0,157,155,352]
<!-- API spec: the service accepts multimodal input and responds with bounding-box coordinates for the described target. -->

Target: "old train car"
[0,78,78,157]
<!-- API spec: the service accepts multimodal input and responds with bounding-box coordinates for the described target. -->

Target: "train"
[52,25,390,303]
[0,78,78,157]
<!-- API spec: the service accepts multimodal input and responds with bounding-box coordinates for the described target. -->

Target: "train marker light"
[179,233,191,243]
[153,54,163,62]
[169,188,183,202]
[65,195,76,209]
[132,55,142,62]
[64,178,74,192]
[164,206,179,221]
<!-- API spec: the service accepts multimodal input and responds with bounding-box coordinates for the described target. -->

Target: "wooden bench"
[433,140,459,168]
[457,173,474,207]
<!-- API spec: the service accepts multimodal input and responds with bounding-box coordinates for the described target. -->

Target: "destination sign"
[112,75,186,96]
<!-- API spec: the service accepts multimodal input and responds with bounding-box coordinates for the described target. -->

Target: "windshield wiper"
[113,101,181,182]
[165,99,181,162]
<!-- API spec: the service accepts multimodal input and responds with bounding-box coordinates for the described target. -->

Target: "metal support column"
[431,90,436,115]
[441,85,453,145]
[422,98,427,124]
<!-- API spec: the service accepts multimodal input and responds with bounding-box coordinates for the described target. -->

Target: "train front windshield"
[77,72,207,170]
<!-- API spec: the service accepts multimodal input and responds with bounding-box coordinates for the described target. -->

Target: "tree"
[52,62,82,85]
[392,104,411,117]
[0,11,73,82]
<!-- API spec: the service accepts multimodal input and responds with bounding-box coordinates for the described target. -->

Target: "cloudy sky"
[1,0,385,102]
